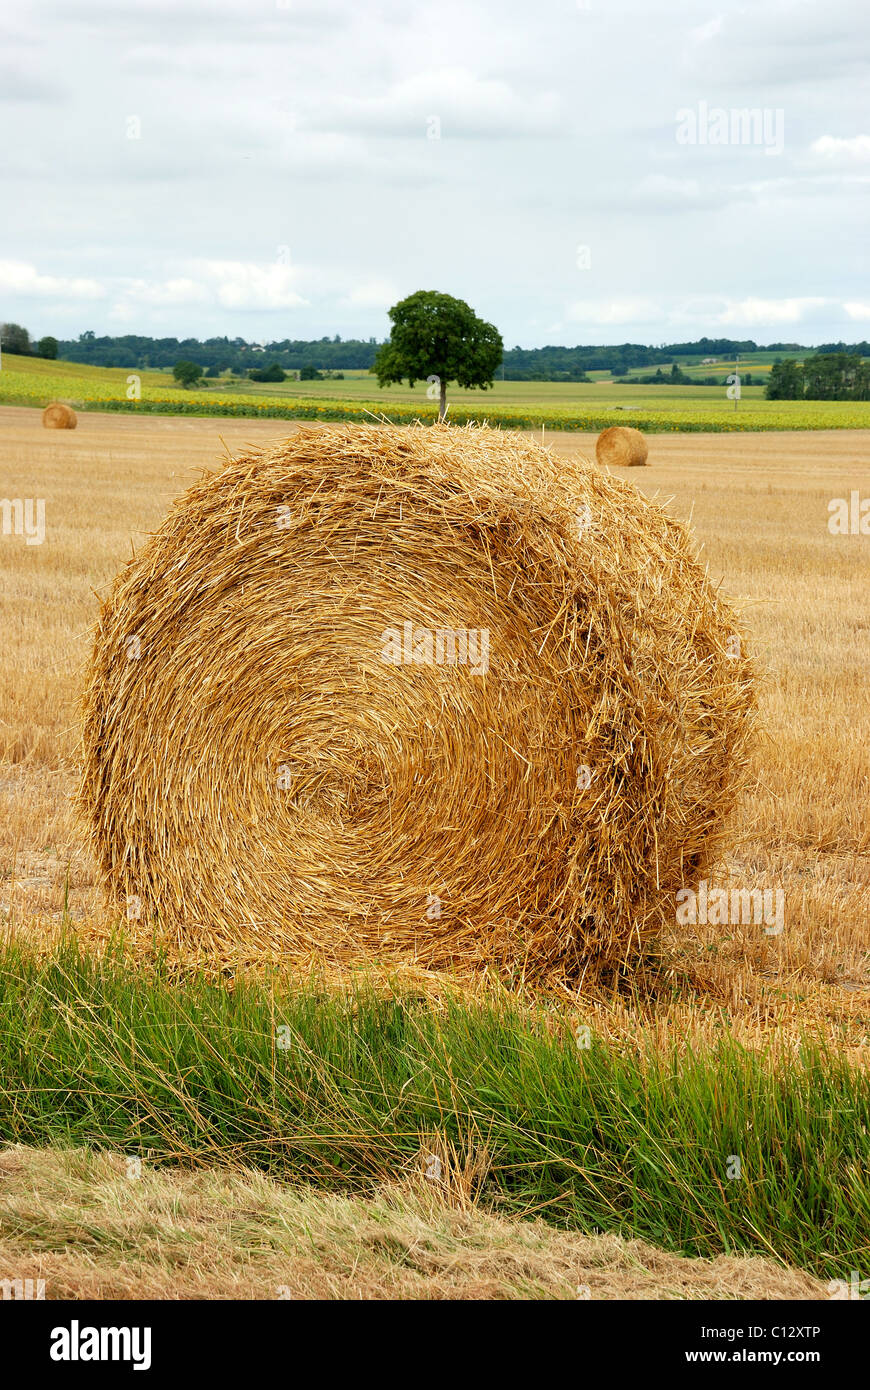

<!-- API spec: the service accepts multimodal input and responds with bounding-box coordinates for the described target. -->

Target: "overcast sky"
[2,0,868,347]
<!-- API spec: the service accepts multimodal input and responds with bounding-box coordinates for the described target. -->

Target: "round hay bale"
[596,425,647,468]
[79,423,754,983]
[42,402,77,429]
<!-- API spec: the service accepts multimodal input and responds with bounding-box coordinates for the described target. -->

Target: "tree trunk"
[439,379,447,422]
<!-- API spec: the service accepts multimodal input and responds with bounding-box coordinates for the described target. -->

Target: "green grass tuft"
[0,938,866,1278]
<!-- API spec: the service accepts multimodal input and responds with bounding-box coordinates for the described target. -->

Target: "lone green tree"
[37,335,58,359]
[172,360,203,388]
[1,323,31,355]
[372,291,503,421]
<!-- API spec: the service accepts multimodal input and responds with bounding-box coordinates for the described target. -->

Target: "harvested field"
[0,1145,828,1301]
[1,405,868,1300]
[0,406,868,1048]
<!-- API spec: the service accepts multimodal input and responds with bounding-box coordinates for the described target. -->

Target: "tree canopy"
[1,323,31,355]
[172,360,203,388]
[372,290,503,420]
[766,353,870,401]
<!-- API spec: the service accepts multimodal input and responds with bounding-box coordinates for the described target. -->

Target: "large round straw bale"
[596,425,647,467]
[42,402,77,429]
[79,424,754,983]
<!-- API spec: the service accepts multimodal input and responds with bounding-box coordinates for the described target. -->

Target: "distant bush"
[1,322,31,355]
[299,364,322,381]
[172,360,204,388]
[249,362,286,383]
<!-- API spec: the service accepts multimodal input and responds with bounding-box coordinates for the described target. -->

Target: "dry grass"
[0,1144,827,1300]
[0,406,867,1049]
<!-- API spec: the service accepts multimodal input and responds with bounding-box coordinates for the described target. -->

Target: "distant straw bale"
[596,425,648,467]
[42,402,77,429]
[79,423,754,983]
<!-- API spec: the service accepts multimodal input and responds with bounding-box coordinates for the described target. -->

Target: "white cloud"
[201,261,307,311]
[636,174,703,201]
[809,134,870,163]
[0,63,66,102]
[844,301,870,320]
[682,0,870,87]
[716,296,828,326]
[4,0,867,346]
[689,15,724,45]
[0,260,105,299]
[566,298,662,326]
[564,295,847,336]
[108,261,308,317]
[339,279,400,310]
[117,277,209,307]
[309,67,560,140]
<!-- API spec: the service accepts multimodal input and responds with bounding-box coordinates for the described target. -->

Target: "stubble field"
[2,406,867,1045]
[0,405,867,1297]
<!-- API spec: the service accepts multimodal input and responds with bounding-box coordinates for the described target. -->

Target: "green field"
[602,348,803,386]
[2,352,868,431]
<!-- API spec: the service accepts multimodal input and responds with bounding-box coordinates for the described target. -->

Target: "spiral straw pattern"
[80,423,754,982]
[596,425,648,467]
[42,402,77,429]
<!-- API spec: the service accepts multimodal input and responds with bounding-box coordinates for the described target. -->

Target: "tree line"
[0,323,58,359]
[48,331,817,377]
[3,318,869,395]
[766,354,870,401]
